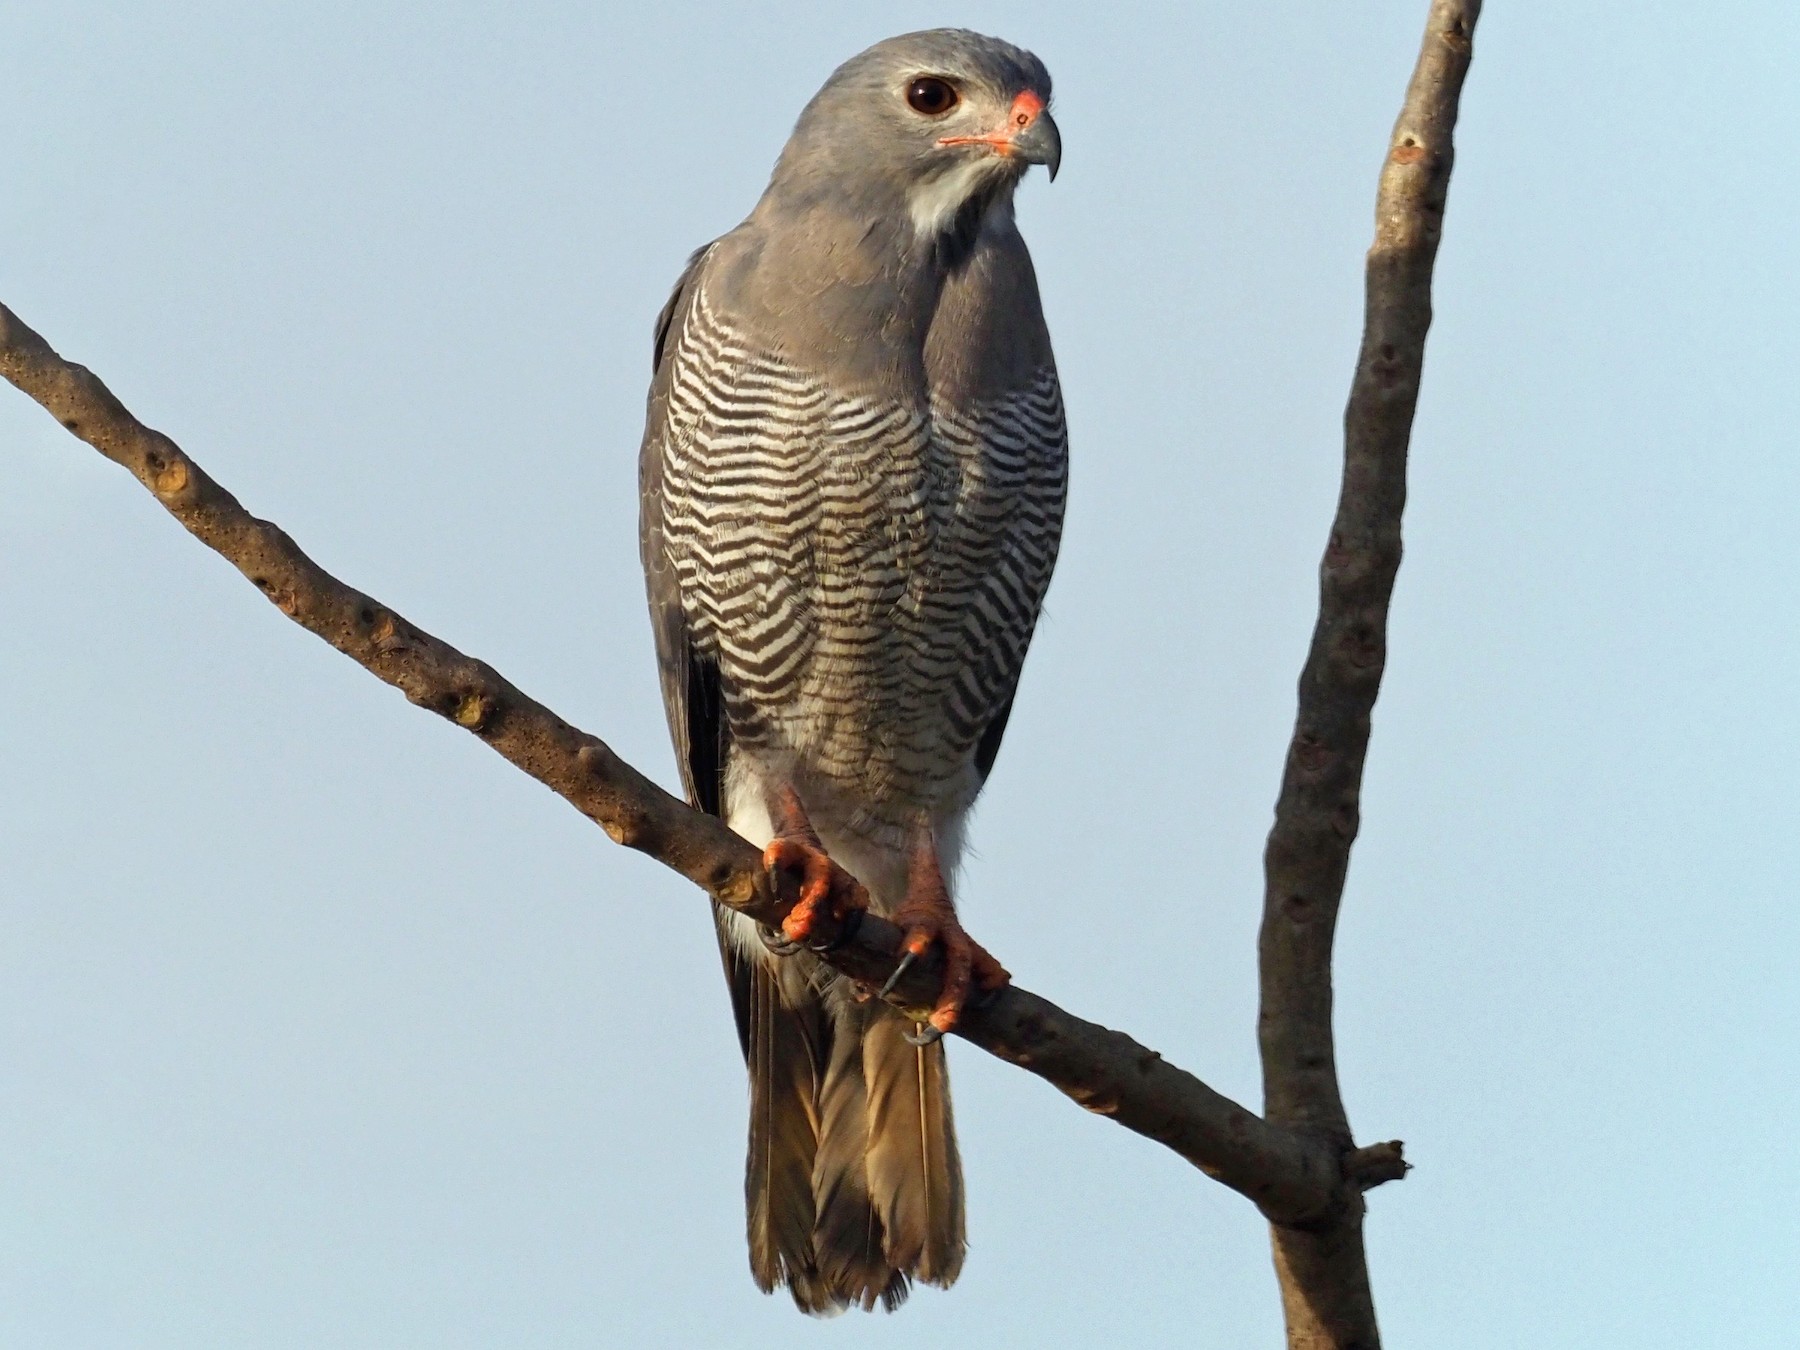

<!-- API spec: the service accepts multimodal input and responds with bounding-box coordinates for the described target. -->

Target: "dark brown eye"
[905,77,958,116]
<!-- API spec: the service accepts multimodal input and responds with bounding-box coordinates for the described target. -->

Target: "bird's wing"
[641,241,770,1063]
[640,243,727,819]
[927,223,1069,790]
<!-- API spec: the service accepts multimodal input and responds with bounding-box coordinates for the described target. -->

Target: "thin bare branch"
[1257,2,1481,1347]
[1,298,1346,1225]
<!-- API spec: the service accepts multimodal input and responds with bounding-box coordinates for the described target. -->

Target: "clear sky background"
[5,2,1797,1346]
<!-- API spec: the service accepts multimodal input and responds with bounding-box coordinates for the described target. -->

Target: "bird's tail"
[726,914,964,1314]
[852,1001,965,1289]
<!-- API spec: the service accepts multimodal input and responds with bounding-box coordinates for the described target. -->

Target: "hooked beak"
[1011,107,1061,181]
[938,91,1062,182]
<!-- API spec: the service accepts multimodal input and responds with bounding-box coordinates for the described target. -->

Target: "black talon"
[904,1020,944,1047]
[879,949,917,999]
[757,924,803,957]
[805,904,866,954]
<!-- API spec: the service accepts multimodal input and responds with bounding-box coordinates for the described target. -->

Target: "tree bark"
[1258,3,1481,1346]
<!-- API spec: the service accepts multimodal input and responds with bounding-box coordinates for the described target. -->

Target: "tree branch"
[1257,3,1481,1346]
[1,300,1341,1226]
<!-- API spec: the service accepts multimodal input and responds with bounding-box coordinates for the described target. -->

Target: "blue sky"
[5,3,1798,1346]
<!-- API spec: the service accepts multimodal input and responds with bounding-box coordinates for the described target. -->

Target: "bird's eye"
[905,77,959,117]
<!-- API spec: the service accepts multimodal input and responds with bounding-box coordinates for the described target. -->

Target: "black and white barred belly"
[656,286,1067,818]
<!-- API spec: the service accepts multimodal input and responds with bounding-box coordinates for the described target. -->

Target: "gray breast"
[657,284,1067,818]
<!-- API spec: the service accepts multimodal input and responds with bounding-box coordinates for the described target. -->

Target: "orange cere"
[938,89,1046,151]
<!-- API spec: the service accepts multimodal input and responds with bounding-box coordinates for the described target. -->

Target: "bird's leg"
[884,822,1010,1041]
[761,785,867,948]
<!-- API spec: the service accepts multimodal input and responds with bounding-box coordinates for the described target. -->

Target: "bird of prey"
[638,29,1066,1314]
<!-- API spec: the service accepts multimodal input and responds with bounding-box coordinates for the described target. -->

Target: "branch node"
[251,574,299,616]
[370,614,411,655]
[453,690,497,732]
[152,455,191,499]
[1344,1140,1410,1190]
[712,861,764,909]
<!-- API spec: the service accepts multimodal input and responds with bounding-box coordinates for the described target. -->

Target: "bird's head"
[767,30,1059,249]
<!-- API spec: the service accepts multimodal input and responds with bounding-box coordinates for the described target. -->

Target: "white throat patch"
[908,158,998,238]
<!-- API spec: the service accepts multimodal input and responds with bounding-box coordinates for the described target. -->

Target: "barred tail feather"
[742,958,831,1310]
[811,1000,912,1312]
[862,1009,966,1287]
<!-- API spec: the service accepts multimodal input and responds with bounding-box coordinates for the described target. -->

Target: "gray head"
[762,30,1059,252]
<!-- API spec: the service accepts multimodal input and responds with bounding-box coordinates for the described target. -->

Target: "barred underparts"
[655,285,1067,825]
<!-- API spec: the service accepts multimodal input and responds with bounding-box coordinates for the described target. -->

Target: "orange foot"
[760,788,867,950]
[882,831,1010,1042]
